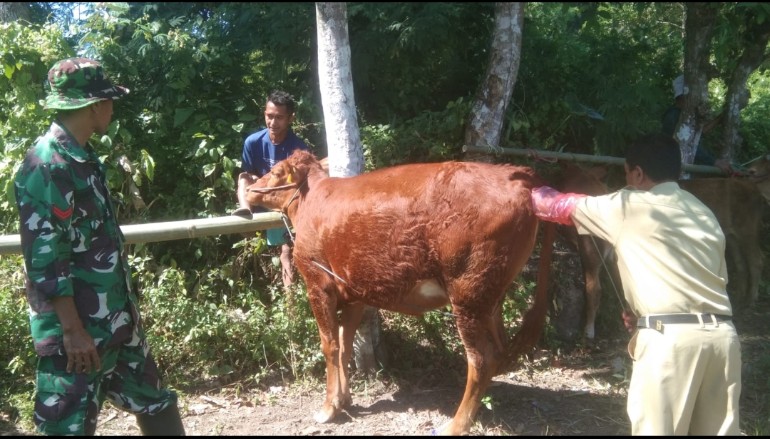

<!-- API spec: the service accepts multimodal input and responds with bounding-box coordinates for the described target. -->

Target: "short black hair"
[266,90,296,115]
[625,133,682,182]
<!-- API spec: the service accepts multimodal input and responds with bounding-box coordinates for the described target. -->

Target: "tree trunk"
[315,1,380,377]
[316,2,364,177]
[718,20,770,162]
[677,3,717,174]
[463,2,524,163]
[0,2,30,22]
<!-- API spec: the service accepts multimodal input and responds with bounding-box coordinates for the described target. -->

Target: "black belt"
[637,313,731,331]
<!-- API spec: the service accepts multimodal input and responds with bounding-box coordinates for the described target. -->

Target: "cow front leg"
[307,287,345,424]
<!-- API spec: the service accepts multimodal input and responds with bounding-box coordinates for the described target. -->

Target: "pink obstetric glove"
[530,186,587,226]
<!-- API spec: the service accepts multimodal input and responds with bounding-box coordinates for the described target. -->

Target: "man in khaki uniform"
[531,133,741,435]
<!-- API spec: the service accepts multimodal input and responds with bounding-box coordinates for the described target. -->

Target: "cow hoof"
[437,421,466,436]
[313,405,339,424]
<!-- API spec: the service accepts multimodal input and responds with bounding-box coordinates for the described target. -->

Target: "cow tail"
[503,220,556,372]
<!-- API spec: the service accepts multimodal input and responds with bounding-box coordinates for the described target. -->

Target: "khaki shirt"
[572,181,733,317]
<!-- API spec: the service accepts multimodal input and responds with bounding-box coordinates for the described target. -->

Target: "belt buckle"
[655,319,663,331]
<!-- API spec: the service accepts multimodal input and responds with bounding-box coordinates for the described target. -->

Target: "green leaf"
[173,108,195,128]
[4,64,14,80]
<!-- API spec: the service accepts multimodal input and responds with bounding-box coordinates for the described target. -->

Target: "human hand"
[233,206,253,219]
[530,186,586,226]
[621,310,637,333]
[62,327,101,373]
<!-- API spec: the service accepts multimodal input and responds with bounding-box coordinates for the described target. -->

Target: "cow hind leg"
[440,312,502,436]
[577,238,602,341]
[337,303,366,409]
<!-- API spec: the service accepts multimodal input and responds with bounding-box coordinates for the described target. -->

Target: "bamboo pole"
[0,211,284,256]
[462,145,726,176]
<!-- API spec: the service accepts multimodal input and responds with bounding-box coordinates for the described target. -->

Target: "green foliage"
[740,71,770,164]
[0,255,36,431]
[132,239,322,390]
[348,2,495,122]
[511,3,684,157]
[0,22,73,233]
[361,97,471,169]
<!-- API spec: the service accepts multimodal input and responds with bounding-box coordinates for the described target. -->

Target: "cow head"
[746,154,770,203]
[244,150,327,213]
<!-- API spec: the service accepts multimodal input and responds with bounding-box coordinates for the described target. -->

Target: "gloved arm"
[530,186,587,226]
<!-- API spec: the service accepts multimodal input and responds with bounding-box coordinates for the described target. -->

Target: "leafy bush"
[0,254,36,431]
[135,238,322,391]
[0,22,73,233]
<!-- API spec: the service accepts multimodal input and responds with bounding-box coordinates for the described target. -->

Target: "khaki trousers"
[626,321,741,435]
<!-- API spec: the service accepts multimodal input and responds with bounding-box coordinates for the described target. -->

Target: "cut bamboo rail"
[0,211,284,256]
[462,145,726,176]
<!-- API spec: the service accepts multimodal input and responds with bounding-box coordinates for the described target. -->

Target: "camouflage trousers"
[34,334,176,435]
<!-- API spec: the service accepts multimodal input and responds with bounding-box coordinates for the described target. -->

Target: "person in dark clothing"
[661,74,732,174]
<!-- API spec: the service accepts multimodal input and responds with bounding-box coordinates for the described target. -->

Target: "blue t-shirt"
[241,128,308,246]
[241,128,308,177]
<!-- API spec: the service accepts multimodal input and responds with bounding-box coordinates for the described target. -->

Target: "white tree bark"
[316,2,364,177]
[315,2,379,376]
[464,2,524,162]
[677,3,717,175]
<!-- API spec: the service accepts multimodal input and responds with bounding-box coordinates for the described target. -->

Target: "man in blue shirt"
[234,90,308,286]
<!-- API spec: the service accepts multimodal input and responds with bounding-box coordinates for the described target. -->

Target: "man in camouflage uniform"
[13,57,185,436]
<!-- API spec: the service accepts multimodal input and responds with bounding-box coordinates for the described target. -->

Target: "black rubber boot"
[136,402,186,436]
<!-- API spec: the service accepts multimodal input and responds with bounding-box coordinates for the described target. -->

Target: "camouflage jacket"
[14,121,140,356]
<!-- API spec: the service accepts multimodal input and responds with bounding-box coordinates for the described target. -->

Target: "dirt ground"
[107,291,769,436]
[3,296,763,436]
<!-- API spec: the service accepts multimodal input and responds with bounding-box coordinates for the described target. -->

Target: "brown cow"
[244,149,554,435]
[747,154,770,202]
[677,178,764,309]
[548,162,622,341]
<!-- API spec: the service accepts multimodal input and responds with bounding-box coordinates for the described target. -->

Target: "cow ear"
[288,164,305,185]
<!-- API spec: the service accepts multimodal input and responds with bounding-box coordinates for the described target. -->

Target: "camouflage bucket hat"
[44,57,129,110]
